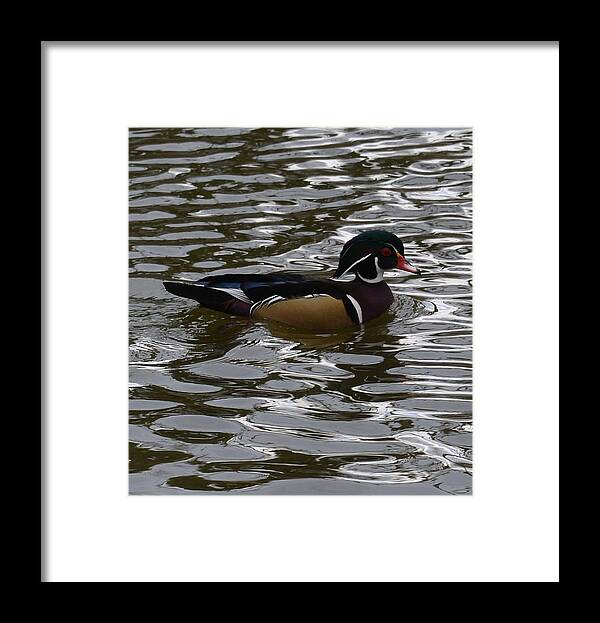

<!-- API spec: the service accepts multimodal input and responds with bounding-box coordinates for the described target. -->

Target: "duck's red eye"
[381,247,392,257]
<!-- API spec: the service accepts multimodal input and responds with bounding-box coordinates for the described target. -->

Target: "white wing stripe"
[210,287,253,304]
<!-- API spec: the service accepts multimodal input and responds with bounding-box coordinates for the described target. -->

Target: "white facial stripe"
[357,256,384,283]
[338,253,374,278]
[331,274,356,282]
[345,294,363,324]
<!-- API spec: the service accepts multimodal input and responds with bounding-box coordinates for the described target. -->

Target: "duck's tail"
[163,281,252,317]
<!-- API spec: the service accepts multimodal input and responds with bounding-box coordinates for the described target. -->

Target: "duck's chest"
[344,281,395,323]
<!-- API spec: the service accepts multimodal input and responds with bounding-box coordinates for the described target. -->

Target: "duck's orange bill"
[397,254,421,274]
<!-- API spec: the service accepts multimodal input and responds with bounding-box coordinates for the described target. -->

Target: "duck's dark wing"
[163,277,253,316]
[163,273,361,322]
[163,273,314,318]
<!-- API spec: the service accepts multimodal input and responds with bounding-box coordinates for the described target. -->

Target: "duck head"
[333,230,421,282]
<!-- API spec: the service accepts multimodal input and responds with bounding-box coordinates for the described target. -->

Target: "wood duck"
[164,230,421,333]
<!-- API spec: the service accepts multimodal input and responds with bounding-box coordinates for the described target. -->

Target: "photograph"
[129,126,473,495]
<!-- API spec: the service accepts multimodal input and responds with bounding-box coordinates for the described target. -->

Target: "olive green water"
[129,127,472,494]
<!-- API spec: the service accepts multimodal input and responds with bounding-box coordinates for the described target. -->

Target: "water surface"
[129,127,472,494]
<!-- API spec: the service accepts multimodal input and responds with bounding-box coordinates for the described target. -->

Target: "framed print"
[44,41,559,582]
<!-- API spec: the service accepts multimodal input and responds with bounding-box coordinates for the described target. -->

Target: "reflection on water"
[129,127,472,494]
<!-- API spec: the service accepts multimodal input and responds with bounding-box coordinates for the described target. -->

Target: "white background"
[45,43,559,582]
